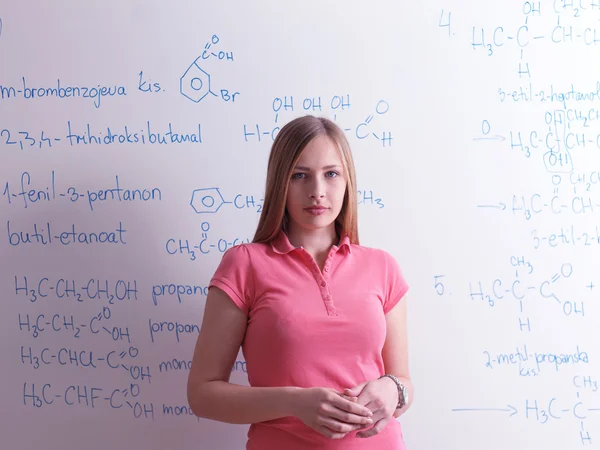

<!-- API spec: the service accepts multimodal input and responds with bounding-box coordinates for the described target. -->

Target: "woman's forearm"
[189,380,301,424]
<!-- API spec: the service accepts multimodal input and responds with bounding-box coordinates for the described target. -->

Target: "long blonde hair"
[252,115,359,245]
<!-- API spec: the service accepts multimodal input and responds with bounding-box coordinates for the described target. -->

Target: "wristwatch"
[379,374,408,409]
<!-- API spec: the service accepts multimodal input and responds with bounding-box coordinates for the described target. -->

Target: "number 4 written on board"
[439,10,453,37]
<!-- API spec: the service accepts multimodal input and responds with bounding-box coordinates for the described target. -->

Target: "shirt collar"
[270,229,352,255]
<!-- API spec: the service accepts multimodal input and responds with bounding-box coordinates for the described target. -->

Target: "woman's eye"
[326,171,339,177]
[292,173,306,179]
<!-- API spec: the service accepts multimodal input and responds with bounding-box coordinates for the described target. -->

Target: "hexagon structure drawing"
[191,188,226,214]
[180,57,212,103]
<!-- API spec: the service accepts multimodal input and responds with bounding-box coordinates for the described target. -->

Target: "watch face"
[400,385,408,405]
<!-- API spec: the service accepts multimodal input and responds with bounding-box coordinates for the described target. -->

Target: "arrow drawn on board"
[473,135,506,142]
[452,405,518,417]
[477,203,506,210]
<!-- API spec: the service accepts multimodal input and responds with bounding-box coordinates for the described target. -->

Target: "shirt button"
[324,266,330,272]
[321,281,326,287]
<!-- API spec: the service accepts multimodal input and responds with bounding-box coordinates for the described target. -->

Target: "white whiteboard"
[2,1,600,449]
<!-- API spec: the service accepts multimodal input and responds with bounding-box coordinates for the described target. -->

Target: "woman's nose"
[309,181,325,199]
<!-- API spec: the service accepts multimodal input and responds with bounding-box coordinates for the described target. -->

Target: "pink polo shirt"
[209,229,409,450]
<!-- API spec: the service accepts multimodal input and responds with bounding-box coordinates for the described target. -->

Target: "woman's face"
[285,135,347,234]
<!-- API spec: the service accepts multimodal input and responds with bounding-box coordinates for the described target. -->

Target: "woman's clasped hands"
[293,377,398,440]
[343,377,399,438]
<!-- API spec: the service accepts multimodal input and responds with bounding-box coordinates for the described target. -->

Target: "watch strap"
[379,374,406,409]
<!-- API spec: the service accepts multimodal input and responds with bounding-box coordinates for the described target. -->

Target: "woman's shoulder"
[221,241,272,259]
[350,244,407,291]
[349,242,395,260]
[349,243,404,271]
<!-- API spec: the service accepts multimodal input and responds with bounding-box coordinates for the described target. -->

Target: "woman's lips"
[304,206,328,216]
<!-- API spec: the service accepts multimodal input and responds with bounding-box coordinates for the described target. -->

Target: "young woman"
[187,115,413,449]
